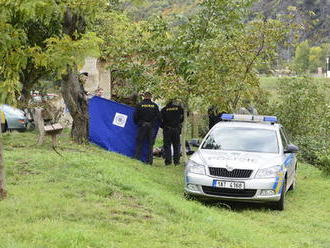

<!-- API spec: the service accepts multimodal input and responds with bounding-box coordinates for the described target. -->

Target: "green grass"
[1,131,330,248]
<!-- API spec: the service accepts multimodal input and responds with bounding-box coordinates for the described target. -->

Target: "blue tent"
[88,96,158,162]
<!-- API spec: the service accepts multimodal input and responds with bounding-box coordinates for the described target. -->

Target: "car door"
[280,127,295,187]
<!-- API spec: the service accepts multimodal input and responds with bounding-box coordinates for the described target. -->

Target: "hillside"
[117,0,198,20]
[1,131,329,247]
[252,0,330,43]
[120,0,330,43]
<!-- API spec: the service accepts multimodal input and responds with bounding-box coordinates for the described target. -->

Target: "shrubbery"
[317,149,330,176]
[269,77,330,175]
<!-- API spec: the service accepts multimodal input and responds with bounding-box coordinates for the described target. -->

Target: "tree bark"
[181,106,188,163]
[0,127,7,200]
[61,8,89,144]
[61,67,89,144]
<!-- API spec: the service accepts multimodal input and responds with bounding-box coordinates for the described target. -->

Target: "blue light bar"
[263,116,278,123]
[219,113,278,123]
[221,113,234,120]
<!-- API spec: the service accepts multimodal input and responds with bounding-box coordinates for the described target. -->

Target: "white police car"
[184,114,298,210]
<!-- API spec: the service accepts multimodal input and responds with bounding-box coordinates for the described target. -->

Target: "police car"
[184,114,299,210]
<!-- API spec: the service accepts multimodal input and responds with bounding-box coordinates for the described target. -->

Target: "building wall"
[80,57,111,99]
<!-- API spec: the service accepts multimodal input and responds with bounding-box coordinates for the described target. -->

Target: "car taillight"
[18,119,25,124]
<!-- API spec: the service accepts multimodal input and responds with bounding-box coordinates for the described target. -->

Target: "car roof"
[213,121,280,131]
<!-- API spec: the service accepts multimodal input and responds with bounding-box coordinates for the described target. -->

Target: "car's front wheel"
[272,178,286,211]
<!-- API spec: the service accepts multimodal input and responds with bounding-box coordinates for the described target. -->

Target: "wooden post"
[51,134,57,147]
[34,108,45,145]
[44,123,63,147]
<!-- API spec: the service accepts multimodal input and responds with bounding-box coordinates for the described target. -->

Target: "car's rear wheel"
[272,178,286,211]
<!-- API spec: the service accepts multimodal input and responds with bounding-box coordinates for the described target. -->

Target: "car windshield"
[201,127,279,153]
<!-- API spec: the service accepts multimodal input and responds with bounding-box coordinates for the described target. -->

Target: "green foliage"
[294,135,329,166]
[271,77,330,169]
[317,148,330,176]
[196,18,289,110]
[0,0,106,104]
[114,0,197,21]
[291,42,330,74]
[308,46,323,73]
[274,77,323,137]
[134,0,291,112]
[93,10,149,97]
[35,32,103,76]
[293,40,310,74]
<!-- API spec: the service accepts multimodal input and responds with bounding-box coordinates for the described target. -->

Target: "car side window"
[280,128,288,149]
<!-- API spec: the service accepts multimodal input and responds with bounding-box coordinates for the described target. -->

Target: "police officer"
[208,106,226,129]
[161,100,184,165]
[133,92,160,165]
[208,106,220,129]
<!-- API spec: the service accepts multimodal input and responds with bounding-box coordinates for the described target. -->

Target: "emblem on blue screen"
[113,113,128,128]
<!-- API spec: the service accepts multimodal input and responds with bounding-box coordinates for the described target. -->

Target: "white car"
[184,114,299,210]
[0,104,28,132]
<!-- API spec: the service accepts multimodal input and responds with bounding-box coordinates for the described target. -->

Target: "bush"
[273,77,325,138]
[317,149,330,176]
[294,135,330,165]
[269,77,330,175]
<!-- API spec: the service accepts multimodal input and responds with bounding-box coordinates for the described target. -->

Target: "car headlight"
[255,165,281,179]
[186,160,206,175]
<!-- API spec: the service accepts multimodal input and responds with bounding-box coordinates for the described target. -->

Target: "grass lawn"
[0,131,330,248]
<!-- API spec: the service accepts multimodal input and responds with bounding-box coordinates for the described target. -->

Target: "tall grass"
[0,131,329,248]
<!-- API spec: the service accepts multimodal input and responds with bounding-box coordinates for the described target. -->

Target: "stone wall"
[80,57,111,99]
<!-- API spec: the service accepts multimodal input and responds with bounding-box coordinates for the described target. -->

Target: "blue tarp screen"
[88,96,157,162]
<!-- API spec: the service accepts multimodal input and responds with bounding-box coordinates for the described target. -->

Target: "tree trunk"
[61,8,89,144]
[181,107,188,163]
[61,67,89,144]
[0,128,6,200]
[191,112,199,138]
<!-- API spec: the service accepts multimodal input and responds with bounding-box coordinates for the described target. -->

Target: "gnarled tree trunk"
[62,67,89,144]
[61,8,89,144]
[0,128,6,199]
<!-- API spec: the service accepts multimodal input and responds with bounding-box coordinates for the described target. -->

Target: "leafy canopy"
[0,0,106,104]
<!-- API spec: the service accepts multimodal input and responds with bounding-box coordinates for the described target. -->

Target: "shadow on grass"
[199,199,275,212]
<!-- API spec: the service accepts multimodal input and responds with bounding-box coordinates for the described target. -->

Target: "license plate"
[213,180,245,190]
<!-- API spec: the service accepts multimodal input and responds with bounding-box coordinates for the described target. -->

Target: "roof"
[213,121,280,131]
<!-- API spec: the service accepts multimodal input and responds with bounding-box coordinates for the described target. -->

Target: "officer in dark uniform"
[161,100,184,165]
[208,106,226,129]
[133,92,160,165]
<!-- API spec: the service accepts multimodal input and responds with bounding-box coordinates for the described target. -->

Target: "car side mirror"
[189,139,201,147]
[284,144,299,153]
